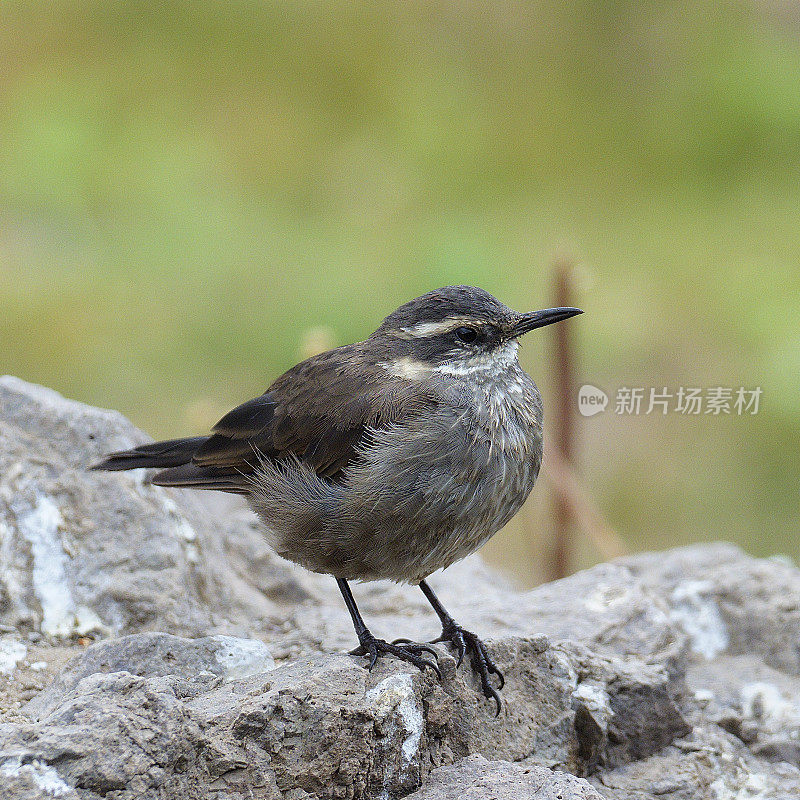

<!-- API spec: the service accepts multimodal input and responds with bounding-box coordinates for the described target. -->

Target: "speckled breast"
[340,366,544,584]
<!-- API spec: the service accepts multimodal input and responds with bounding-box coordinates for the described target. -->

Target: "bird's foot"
[350,632,441,678]
[432,621,504,715]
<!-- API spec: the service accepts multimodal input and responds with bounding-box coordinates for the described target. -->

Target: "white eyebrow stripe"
[396,316,477,338]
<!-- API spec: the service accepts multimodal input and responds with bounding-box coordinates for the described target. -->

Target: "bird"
[92,285,582,712]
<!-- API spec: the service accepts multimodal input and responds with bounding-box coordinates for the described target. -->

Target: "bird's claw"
[390,638,440,659]
[351,634,441,678]
[432,627,467,666]
[364,626,503,713]
[434,622,504,715]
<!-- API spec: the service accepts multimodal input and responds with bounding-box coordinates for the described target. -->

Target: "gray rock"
[24,632,274,719]
[1,378,800,799]
[0,755,81,799]
[404,754,606,799]
[686,653,800,766]
[592,723,800,800]
[0,631,687,798]
[621,544,800,670]
[0,376,278,639]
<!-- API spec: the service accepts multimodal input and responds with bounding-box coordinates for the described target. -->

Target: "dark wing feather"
[91,436,208,471]
[153,344,433,490]
[190,394,278,469]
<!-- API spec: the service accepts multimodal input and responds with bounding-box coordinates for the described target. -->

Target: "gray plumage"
[93,285,581,711]
[247,340,542,584]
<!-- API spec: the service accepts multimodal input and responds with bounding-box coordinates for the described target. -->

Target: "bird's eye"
[455,327,479,344]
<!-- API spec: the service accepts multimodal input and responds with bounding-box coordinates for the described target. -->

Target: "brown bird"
[93,286,582,712]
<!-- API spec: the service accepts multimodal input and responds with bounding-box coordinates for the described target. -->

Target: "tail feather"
[90,436,208,472]
[91,435,251,494]
[151,463,250,494]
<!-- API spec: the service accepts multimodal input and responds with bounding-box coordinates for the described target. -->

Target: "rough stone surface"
[0,377,798,799]
[404,754,605,799]
[0,375,278,641]
[24,632,275,720]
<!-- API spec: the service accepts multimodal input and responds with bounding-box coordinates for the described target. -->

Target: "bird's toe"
[437,623,504,712]
[352,634,442,679]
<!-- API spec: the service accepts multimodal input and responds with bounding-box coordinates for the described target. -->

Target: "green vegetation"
[2,1,798,582]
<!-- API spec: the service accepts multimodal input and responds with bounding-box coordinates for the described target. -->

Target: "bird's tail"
[90,436,252,493]
[90,436,208,472]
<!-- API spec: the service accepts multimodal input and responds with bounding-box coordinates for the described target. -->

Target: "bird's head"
[371,285,582,379]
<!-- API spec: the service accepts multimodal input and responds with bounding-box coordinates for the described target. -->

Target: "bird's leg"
[336,578,440,677]
[417,579,504,714]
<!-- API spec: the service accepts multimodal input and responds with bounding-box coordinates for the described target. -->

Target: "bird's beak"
[509,307,583,339]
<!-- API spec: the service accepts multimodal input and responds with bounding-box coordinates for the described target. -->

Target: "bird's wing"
[189,344,434,481]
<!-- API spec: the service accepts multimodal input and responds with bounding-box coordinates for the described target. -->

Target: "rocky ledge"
[0,375,799,799]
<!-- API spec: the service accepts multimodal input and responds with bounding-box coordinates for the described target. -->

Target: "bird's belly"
[251,392,543,584]
[337,406,542,583]
[398,442,539,582]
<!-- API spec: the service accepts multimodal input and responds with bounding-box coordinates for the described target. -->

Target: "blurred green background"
[2,1,798,585]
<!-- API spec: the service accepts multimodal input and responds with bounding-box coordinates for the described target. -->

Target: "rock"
[24,632,274,719]
[0,756,81,799]
[0,376,279,640]
[623,544,800,672]
[0,632,688,799]
[686,653,800,766]
[404,754,605,799]
[0,639,28,676]
[1,378,800,799]
[592,723,800,800]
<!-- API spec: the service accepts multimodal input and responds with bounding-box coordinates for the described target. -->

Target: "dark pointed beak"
[509,307,583,338]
